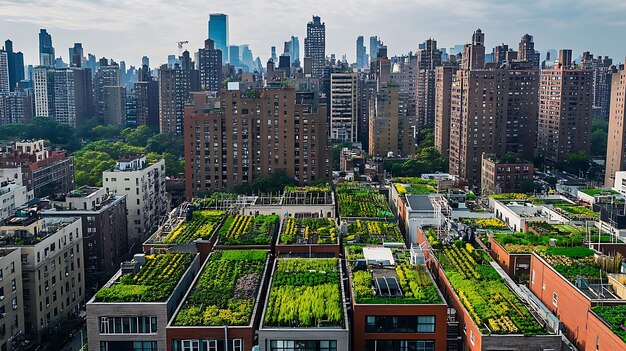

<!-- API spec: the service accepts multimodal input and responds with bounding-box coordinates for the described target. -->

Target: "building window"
[182,340,199,351]
[552,292,558,307]
[470,330,475,346]
[99,316,157,334]
[596,335,600,351]
[364,340,434,351]
[531,269,535,284]
[269,340,336,351]
[365,315,435,333]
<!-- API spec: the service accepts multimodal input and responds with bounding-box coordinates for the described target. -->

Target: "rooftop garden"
[490,193,530,200]
[344,220,404,244]
[580,188,620,197]
[536,246,616,280]
[174,250,267,326]
[494,223,611,254]
[282,186,334,205]
[94,253,194,302]
[460,217,508,230]
[553,204,599,221]
[351,262,441,304]
[393,177,437,195]
[192,192,239,209]
[438,243,544,335]
[592,305,626,343]
[279,217,337,245]
[158,210,226,244]
[218,214,278,245]
[264,258,342,328]
[336,184,393,218]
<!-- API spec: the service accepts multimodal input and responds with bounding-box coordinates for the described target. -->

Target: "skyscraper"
[461,29,485,70]
[416,39,443,127]
[434,65,456,156]
[39,29,55,67]
[604,61,626,186]
[356,36,367,69]
[94,58,122,122]
[32,66,94,127]
[537,50,593,164]
[369,83,415,157]
[330,72,359,142]
[198,38,222,91]
[290,36,300,67]
[229,45,240,67]
[271,46,277,62]
[69,43,84,67]
[517,34,540,69]
[369,36,381,62]
[134,63,159,128]
[0,51,8,94]
[3,40,25,91]
[304,15,325,78]
[184,88,330,195]
[158,50,200,133]
[208,13,229,65]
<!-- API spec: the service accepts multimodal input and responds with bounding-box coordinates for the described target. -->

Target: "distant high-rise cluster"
[304,15,326,78]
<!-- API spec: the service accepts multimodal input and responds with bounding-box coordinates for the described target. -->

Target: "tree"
[74,150,116,186]
[122,125,157,147]
[146,152,184,176]
[591,118,608,157]
[146,132,184,157]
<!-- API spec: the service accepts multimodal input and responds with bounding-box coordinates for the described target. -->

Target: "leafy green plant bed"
[94,253,194,302]
[352,263,441,304]
[439,245,544,335]
[159,210,225,244]
[282,186,334,205]
[264,258,342,327]
[336,184,392,217]
[592,305,626,342]
[174,250,267,326]
[279,217,337,244]
[537,247,606,279]
[218,214,278,245]
[344,220,403,244]
[460,217,508,230]
[490,193,530,200]
[580,188,620,196]
[553,204,599,220]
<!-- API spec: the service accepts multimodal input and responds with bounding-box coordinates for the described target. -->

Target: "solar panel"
[374,276,402,297]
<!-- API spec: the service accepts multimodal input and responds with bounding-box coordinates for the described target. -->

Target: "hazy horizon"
[1,0,625,68]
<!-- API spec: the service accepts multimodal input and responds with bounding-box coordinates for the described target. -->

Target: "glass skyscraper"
[208,13,229,65]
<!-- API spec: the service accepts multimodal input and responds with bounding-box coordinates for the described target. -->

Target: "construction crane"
[177,41,189,56]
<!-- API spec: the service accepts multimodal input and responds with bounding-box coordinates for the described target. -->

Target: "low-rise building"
[103,155,166,247]
[346,245,448,351]
[40,186,128,280]
[258,257,350,351]
[530,246,626,350]
[0,177,33,221]
[167,250,271,351]
[0,140,74,198]
[0,248,25,351]
[0,216,84,340]
[86,252,200,351]
[480,153,533,197]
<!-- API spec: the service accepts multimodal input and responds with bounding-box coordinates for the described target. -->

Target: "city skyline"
[1,0,626,67]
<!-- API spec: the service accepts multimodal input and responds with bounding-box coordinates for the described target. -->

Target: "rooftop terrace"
[93,253,195,303]
[592,305,626,343]
[263,258,344,328]
[437,243,547,335]
[279,217,337,245]
[217,214,278,245]
[150,210,226,245]
[336,183,392,218]
[344,220,404,245]
[174,250,268,326]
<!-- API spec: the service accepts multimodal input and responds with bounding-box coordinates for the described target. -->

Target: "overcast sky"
[1,0,625,68]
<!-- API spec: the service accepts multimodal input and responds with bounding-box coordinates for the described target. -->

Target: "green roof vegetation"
[158,210,225,244]
[218,214,278,245]
[592,305,626,343]
[553,204,599,220]
[94,253,195,302]
[336,184,393,218]
[580,188,620,196]
[438,244,545,336]
[344,220,404,244]
[279,217,337,245]
[460,217,508,230]
[264,258,343,328]
[174,250,268,326]
[352,262,441,305]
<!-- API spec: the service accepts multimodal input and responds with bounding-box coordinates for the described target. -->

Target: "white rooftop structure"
[363,247,395,266]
